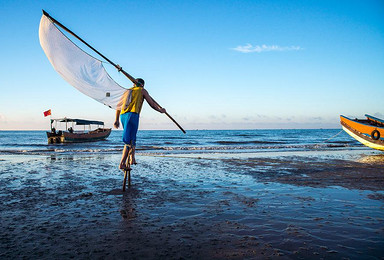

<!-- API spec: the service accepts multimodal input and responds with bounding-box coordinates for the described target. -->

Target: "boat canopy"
[365,114,384,126]
[51,118,104,126]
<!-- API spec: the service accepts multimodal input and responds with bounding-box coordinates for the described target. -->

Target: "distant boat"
[340,114,384,151]
[47,118,111,144]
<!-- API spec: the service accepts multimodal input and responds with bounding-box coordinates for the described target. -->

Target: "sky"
[0,0,383,130]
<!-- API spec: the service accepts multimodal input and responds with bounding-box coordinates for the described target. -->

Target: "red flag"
[43,109,51,117]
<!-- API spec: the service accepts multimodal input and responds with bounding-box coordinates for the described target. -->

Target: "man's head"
[136,78,145,87]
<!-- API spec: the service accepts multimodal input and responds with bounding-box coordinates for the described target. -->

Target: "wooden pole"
[122,146,132,191]
[122,170,128,191]
[127,149,132,188]
[152,99,186,134]
[42,10,123,75]
[42,10,186,134]
[122,169,131,191]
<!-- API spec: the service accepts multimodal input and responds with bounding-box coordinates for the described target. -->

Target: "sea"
[1,129,383,259]
[0,129,370,156]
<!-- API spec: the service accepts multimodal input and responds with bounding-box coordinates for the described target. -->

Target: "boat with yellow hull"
[340,114,384,151]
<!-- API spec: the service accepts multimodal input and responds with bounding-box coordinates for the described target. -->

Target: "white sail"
[39,14,127,109]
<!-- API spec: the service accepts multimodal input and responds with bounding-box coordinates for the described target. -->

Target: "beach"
[1,0,383,258]
[1,148,383,259]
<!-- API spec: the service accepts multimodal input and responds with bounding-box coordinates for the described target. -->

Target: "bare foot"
[129,153,137,165]
[129,147,137,165]
[119,161,131,171]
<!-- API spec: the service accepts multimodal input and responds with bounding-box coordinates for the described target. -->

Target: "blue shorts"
[120,112,139,146]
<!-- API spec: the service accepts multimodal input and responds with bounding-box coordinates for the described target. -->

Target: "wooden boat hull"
[47,128,111,143]
[340,115,384,151]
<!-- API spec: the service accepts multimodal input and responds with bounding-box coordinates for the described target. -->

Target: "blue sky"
[0,0,383,130]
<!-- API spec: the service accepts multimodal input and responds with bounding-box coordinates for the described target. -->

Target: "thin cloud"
[232,44,302,53]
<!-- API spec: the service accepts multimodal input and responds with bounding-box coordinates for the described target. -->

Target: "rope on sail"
[39,14,127,110]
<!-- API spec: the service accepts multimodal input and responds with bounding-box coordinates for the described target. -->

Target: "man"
[114,78,166,170]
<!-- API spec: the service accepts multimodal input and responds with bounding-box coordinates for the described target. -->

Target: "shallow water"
[0,129,372,156]
[0,150,383,259]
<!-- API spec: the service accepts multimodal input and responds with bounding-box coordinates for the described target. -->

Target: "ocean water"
[0,129,368,156]
[1,129,383,259]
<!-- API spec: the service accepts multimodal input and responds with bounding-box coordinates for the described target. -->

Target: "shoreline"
[1,150,383,258]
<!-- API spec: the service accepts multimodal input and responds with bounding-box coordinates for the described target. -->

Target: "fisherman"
[114,78,166,170]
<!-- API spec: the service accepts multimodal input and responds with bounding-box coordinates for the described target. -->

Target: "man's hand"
[160,108,166,113]
[114,120,120,129]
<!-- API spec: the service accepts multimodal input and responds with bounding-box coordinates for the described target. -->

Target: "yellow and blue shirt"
[120,86,144,115]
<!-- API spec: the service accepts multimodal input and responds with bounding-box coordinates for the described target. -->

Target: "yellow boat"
[340,114,384,151]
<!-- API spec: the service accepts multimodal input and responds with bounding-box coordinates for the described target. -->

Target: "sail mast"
[42,10,138,85]
[42,10,186,134]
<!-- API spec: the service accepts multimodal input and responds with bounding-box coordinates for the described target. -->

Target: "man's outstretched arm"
[143,89,166,113]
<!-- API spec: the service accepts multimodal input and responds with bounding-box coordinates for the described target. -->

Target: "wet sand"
[0,150,383,259]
